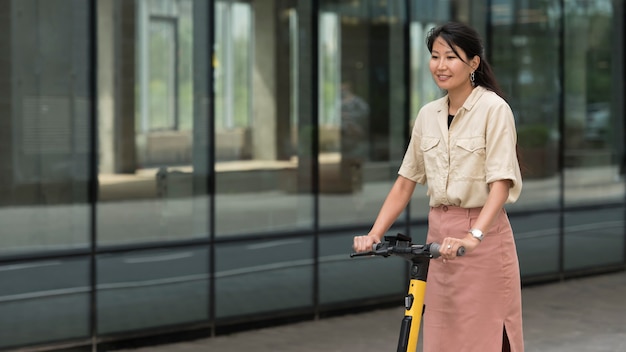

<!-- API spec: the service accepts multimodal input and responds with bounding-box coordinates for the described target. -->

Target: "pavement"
[115,269,626,352]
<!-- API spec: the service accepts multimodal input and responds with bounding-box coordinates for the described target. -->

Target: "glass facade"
[0,0,624,350]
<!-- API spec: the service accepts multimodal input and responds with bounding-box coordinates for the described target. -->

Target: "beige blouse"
[399,86,522,208]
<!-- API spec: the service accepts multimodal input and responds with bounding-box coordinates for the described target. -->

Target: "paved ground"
[115,269,626,352]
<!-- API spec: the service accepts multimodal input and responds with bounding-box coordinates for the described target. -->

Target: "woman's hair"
[426,22,505,99]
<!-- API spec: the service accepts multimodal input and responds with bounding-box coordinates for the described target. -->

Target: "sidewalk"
[115,270,626,352]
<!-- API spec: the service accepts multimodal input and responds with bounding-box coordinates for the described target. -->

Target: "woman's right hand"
[352,234,381,253]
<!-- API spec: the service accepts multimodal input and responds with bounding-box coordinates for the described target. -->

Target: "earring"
[470,71,476,86]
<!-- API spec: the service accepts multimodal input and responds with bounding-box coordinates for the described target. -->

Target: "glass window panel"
[214,1,313,236]
[97,247,209,334]
[563,0,625,206]
[215,238,314,319]
[97,0,211,245]
[564,207,625,271]
[317,0,409,227]
[0,0,91,254]
[510,213,560,278]
[491,0,561,211]
[319,232,406,305]
[0,258,90,349]
[563,1,625,271]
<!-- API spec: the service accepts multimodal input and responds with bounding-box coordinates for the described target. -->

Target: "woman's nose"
[437,59,446,70]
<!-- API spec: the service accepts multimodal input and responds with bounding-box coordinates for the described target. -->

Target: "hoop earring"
[470,71,476,87]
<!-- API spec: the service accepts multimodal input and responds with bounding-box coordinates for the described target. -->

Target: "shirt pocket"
[420,137,440,152]
[420,137,441,175]
[453,137,486,179]
[456,137,486,154]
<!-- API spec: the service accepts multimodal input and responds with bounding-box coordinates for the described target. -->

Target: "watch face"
[471,229,483,241]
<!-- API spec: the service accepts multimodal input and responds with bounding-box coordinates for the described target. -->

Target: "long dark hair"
[426,22,505,99]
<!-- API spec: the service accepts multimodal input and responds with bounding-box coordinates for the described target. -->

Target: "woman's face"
[429,37,477,93]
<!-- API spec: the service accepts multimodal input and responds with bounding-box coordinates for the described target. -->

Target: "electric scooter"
[350,233,465,352]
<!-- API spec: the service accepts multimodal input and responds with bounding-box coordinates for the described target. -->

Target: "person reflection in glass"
[340,81,370,163]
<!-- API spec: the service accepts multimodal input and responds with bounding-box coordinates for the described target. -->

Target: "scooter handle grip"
[429,242,465,258]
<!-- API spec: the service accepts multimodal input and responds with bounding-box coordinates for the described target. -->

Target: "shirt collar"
[461,86,487,111]
[438,86,488,113]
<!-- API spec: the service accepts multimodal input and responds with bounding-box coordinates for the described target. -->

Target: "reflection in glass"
[97,0,210,245]
[318,0,409,228]
[562,0,625,271]
[214,1,313,236]
[215,2,252,136]
[0,0,91,254]
[491,0,560,211]
[563,0,625,206]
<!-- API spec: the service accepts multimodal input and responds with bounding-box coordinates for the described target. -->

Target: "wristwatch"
[469,228,484,242]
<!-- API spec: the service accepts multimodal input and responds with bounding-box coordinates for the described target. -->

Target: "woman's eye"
[447,56,456,59]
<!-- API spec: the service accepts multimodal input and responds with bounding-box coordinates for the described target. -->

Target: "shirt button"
[442,205,448,212]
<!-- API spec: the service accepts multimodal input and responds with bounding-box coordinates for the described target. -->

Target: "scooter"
[350,233,464,352]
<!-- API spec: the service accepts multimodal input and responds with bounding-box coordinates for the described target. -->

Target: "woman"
[353,22,524,352]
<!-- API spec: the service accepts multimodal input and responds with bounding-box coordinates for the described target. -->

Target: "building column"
[252,0,278,160]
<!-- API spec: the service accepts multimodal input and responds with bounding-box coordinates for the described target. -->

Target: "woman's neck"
[447,84,474,115]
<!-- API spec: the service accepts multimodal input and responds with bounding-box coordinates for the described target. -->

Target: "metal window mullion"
[88,0,98,350]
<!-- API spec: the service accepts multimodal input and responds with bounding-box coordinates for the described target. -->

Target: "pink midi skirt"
[423,205,524,352]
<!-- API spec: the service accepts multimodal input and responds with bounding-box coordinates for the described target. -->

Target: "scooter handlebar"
[428,242,465,258]
[350,241,465,259]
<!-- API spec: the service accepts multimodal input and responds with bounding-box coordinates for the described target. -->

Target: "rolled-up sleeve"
[484,102,523,202]
[398,114,427,184]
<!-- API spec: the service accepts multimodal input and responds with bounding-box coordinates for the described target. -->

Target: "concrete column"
[98,0,137,174]
[98,0,116,174]
[117,0,138,172]
[252,0,277,160]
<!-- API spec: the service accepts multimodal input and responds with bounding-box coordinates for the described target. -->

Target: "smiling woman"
[353,22,524,352]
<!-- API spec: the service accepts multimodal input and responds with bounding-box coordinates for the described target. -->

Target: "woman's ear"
[471,55,481,71]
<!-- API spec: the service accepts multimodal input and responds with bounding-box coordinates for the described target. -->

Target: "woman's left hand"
[440,233,481,261]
